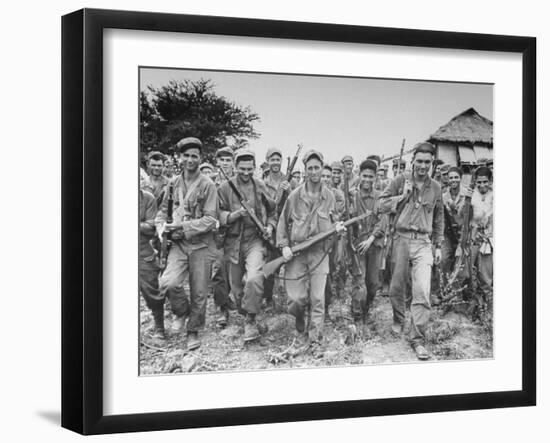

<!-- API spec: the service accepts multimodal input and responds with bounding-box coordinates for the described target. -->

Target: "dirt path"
[139,287,493,375]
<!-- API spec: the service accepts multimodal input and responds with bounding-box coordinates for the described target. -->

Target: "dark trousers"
[139,257,164,315]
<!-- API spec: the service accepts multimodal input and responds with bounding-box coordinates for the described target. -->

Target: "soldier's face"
[216,155,233,172]
[476,175,490,194]
[236,159,255,182]
[343,160,354,174]
[180,148,201,173]
[434,165,442,178]
[268,154,282,173]
[163,160,174,177]
[360,169,376,191]
[148,159,164,177]
[441,172,449,185]
[376,170,385,180]
[448,171,461,189]
[305,158,322,184]
[413,152,433,177]
[291,172,301,184]
[321,169,332,185]
[201,168,213,180]
[332,169,342,185]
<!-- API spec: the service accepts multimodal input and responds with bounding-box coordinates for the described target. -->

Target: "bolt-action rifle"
[219,167,275,247]
[276,143,303,212]
[262,212,371,278]
[159,182,174,269]
[342,167,363,276]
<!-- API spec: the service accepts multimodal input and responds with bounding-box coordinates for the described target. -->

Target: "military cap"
[302,149,324,165]
[341,155,354,163]
[199,162,214,172]
[366,155,381,167]
[440,164,451,174]
[234,148,256,164]
[331,161,344,172]
[176,137,203,152]
[392,158,407,166]
[216,146,234,158]
[476,166,492,180]
[359,159,378,173]
[381,163,389,170]
[413,141,436,156]
[147,150,165,161]
[265,147,283,160]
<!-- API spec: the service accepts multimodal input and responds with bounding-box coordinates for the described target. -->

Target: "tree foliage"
[140,79,260,163]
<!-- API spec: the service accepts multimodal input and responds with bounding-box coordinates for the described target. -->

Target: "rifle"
[262,212,371,278]
[381,138,406,270]
[219,167,275,245]
[443,204,459,249]
[159,182,174,269]
[276,143,303,212]
[443,170,479,302]
[342,167,363,276]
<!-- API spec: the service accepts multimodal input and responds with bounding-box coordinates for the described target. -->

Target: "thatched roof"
[429,108,493,145]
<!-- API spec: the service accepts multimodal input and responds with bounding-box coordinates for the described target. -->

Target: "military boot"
[243,314,260,342]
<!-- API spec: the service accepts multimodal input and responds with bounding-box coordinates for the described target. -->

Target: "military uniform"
[380,168,444,347]
[139,189,164,335]
[351,186,387,321]
[277,150,338,342]
[470,188,493,301]
[218,154,277,338]
[155,138,218,348]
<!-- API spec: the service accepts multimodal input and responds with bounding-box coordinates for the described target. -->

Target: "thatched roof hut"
[428,107,493,168]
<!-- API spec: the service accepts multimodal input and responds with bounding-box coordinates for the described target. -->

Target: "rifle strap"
[277,246,332,282]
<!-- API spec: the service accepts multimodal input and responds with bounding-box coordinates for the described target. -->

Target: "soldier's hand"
[279,180,291,192]
[464,187,474,199]
[434,247,442,265]
[164,221,182,232]
[264,225,273,240]
[357,238,373,255]
[455,245,463,258]
[335,221,347,235]
[282,246,293,262]
[229,208,248,222]
[402,179,413,197]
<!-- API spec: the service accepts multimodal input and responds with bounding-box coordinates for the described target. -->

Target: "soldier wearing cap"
[199,162,215,181]
[215,146,235,181]
[439,164,450,193]
[350,159,388,334]
[321,164,346,316]
[380,141,444,360]
[262,147,291,307]
[290,169,302,189]
[217,149,277,342]
[144,151,169,206]
[392,158,407,178]
[375,160,391,192]
[277,149,346,349]
[330,161,344,190]
[341,155,360,189]
[155,137,219,351]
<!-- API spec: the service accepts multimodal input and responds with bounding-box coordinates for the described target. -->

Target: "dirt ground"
[139,280,493,375]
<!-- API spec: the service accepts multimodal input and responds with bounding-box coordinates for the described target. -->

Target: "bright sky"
[140,68,493,167]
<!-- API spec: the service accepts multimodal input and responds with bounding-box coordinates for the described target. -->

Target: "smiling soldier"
[155,137,218,351]
[277,150,346,351]
[380,142,444,360]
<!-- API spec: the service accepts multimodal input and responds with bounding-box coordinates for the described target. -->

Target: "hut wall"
[458,145,477,165]
[436,142,458,166]
[473,144,493,161]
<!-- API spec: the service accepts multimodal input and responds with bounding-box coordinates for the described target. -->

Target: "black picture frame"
[61,8,536,435]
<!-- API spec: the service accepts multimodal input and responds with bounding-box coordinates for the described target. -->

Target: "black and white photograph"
[138,67,494,374]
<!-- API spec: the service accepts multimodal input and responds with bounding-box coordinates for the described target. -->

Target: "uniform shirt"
[139,189,157,260]
[145,174,169,206]
[277,183,337,249]
[218,177,277,261]
[264,171,286,200]
[352,187,387,247]
[380,172,444,247]
[471,189,493,241]
[155,172,218,250]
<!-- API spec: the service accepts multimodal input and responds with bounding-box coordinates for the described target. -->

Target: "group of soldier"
[139,136,493,361]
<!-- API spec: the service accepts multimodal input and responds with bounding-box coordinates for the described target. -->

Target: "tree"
[140,79,260,163]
